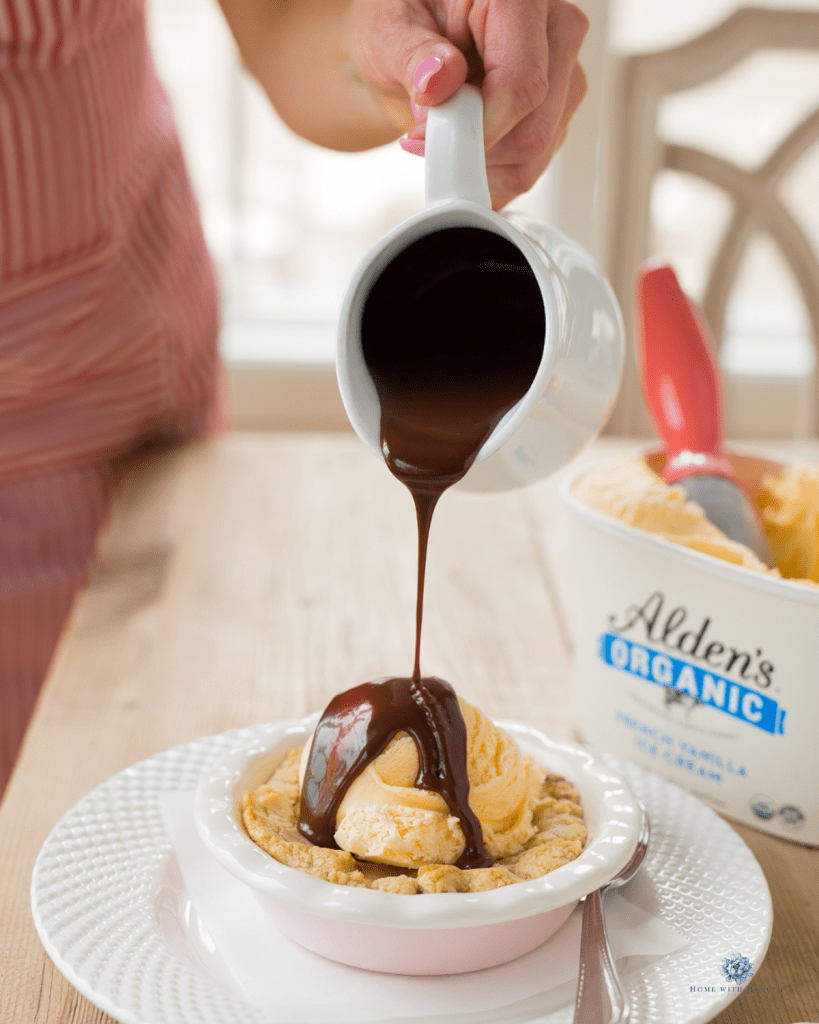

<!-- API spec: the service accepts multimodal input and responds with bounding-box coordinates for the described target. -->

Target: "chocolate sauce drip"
[297,228,544,869]
[298,676,493,869]
[362,227,545,676]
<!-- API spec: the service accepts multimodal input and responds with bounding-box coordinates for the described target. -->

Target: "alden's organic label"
[599,590,785,733]
[586,590,797,809]
[599,635,785,735]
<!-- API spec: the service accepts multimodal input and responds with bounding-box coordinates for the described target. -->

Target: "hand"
[342,0,589,209]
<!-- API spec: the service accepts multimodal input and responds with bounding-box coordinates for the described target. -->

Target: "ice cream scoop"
[297,683,544,870]
[637,262,772,565]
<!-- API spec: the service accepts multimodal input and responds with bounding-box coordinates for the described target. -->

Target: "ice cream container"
[194,714,641,975]
[560,447,819,846]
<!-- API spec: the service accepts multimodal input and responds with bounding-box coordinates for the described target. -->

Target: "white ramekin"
[194,714,641,975]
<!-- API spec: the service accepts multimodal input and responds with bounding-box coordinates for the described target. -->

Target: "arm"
[215,0,447,151]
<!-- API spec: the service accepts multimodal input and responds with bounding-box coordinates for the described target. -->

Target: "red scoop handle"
[637,262,736,485]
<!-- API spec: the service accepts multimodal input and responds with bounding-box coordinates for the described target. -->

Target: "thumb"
[358,4,468,107]
[405,44,468,108]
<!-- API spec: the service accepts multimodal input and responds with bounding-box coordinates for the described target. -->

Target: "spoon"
[573,800,651,1024]
[637,262,772,565]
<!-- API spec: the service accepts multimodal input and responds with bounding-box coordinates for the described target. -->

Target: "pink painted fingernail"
[414,54,443,94]
[400,138,426,157]
[410,100,425,122]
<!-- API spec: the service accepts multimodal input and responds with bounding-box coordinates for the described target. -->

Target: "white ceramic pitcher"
[336,85,625,491]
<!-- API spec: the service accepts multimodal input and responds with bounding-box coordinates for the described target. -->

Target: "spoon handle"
[573,888,628,1024]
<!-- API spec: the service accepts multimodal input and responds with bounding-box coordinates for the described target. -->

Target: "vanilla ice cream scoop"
[298,692,544,870]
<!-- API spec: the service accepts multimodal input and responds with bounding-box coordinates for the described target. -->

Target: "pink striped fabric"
[1,0,222,793]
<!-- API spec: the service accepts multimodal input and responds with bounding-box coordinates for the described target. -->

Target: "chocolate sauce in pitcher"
[298,228,545,868]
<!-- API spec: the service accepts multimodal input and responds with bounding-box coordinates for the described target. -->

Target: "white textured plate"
[31,726,772,1024]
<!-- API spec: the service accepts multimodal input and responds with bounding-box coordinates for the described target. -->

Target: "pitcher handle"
[425,84,491,209]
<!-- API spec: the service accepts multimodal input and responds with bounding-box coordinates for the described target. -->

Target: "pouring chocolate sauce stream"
[298,228,545,869]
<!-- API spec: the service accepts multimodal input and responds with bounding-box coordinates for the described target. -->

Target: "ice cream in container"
[560,444,819,845]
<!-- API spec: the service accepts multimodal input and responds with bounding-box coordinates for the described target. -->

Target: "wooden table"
[1,431,817,1024]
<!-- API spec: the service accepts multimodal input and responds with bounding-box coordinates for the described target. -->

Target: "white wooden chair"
[603,7,819,436]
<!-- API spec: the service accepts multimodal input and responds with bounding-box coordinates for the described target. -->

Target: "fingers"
[397,93,426,153]
[485,1,588,165]
[479,0,553,153]
[400,53,587,205]
[360,0,590,210]
[486,60,587,209]
[478,0,588,208]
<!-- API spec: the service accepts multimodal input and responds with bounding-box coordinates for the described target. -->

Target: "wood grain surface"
[0,431,816,1024]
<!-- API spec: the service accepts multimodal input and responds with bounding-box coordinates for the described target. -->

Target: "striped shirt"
[1,0,222,790]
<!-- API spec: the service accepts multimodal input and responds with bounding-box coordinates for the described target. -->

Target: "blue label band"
[599,633,786,736]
